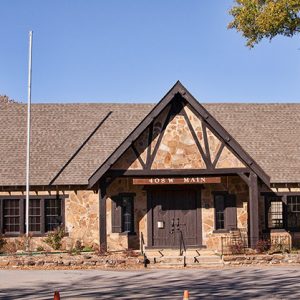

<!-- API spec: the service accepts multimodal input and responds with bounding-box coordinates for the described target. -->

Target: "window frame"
[213,191,237,232]
[286,195,300,231]
[214,192,226,231]
[120,193,135,234]
[2,198,23,235]
[111,193,135,235]
[0,195,65,236]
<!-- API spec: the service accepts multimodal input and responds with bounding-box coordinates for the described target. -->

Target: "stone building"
[1,81,300,252]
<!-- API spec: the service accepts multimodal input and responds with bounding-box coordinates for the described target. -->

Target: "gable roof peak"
[88,82,270,188]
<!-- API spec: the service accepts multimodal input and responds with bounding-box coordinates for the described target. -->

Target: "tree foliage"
[228,0,300,47]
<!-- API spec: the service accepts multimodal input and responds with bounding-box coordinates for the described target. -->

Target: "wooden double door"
[148,189,201,248]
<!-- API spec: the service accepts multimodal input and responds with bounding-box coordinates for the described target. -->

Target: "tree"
[228,0,300,47]
[0,95,17,105]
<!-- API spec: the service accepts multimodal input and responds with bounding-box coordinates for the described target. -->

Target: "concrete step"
[146,254,223,267]
[145,248,212,258]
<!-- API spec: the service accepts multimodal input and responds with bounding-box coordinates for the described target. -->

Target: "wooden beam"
[212,143,225,168]
[202,122,213,169]
[131,145,146,169]
[107,168,249,177]
[238,172,250,186]
[146,125,153,170]
[148,103,173,169]
[249,172,259,249]
[88,82,181,188]
[182,106,211,169]
[99,181,108,251]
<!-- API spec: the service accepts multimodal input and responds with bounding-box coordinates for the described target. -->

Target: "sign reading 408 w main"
[132,177,221,185]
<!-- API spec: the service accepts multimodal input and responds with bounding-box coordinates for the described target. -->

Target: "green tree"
[228,0,300,47]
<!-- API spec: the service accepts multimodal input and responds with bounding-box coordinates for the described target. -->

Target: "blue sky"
[1,0,300,103]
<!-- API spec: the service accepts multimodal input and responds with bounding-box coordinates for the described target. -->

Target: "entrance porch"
[101,174,257,253]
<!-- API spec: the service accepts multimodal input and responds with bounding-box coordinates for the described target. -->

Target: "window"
[45,198,62,232]
[266,196,284,229]
[287,196,300,229]
[215,194,225,230]
[214,193,237,231]
[29,199,41,232]
[3,199,21,234]
[121,196,134,233]
[0,197,64,235]
[111,194,135,234]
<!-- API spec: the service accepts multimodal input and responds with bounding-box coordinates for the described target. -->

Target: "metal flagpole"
[26,31,33,239]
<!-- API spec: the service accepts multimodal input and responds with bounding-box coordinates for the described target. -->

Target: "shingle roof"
[1,100,300,186]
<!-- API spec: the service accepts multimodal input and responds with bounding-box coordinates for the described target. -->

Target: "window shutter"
[111,196,122,233]
[225,194,237,231]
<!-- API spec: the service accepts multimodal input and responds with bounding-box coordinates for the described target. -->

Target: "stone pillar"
[249,172,259,248]
[99,181,107,251]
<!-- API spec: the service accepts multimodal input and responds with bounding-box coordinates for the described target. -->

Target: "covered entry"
[147,188,202,248]
[90,82,270,250]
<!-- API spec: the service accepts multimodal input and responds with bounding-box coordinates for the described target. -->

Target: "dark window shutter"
[225,194,237,230]
[111,196,122,233]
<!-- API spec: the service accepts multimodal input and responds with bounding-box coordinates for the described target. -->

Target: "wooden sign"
[132,177,221,185]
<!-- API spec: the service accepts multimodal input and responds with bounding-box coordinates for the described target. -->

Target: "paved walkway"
[0,266,298,299]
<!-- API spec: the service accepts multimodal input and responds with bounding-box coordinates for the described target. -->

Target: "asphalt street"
[0,266,298,299]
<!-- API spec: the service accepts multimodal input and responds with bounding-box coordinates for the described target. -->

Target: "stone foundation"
[223,253,300,266]
[0,252,143,269]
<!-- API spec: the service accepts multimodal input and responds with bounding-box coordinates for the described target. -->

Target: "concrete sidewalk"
[0,266,298,299]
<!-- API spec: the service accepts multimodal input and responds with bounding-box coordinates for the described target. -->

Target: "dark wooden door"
[149,189,200,247]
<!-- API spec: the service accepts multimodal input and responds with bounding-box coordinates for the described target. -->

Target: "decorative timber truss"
[88,81,270,188]
[91,81,270,250]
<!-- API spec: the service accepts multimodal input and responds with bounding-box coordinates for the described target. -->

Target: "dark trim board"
[107,168,250,177]
[88,81,270,188]
[0,185,89,192]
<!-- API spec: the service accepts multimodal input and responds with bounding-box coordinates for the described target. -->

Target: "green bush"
[36,246,45,252]
[43,227,65,250]
[82,246,93,252]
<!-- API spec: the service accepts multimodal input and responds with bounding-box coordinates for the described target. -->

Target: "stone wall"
[65,191,99,248]
[223,253,300,266]
[203,176,249,250]
[0,252,143,269]
[104,175,249,251]
[106,178,147,251]
[110,103,245,171]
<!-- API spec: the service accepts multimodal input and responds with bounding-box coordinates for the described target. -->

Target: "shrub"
[82,246,93,252]
[229,241,244,255]
[256,239,271,253]
[36,246,45,252]
[0,235,7,253]
[74,240,84,252]
[3,241,17,254]
[17,234,33,251]
[44,227,65,250]
[269,240,290,254]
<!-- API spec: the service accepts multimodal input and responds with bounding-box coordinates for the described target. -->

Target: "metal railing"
[140,232,145,255]
[179,230,186,256]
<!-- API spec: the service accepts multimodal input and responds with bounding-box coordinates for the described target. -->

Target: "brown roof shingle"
[1,100,300,186]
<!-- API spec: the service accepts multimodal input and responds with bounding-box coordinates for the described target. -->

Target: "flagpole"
[26,31,33,239]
